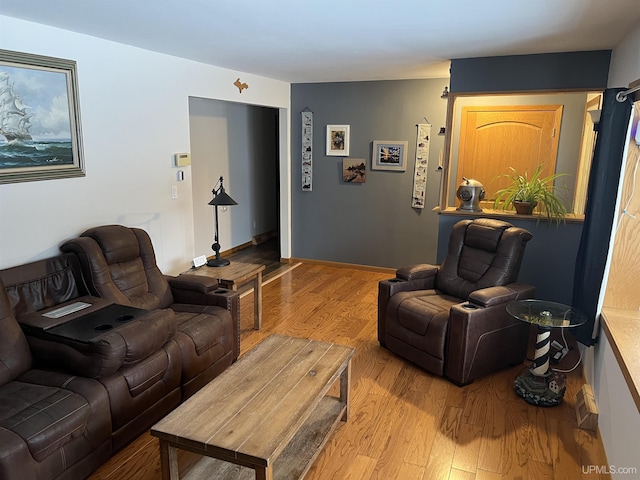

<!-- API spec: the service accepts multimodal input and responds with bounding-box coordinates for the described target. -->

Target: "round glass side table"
[506,299,586,407]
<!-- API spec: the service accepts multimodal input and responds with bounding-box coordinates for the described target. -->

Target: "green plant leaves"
[492,164,568,224]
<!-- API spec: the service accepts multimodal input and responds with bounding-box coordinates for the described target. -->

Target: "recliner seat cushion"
[172,305,227,356]
[119,348,172,397]
[0,381,89,462]
[386,290,459,358]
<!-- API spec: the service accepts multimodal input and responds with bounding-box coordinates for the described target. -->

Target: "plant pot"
[513,200,537,215]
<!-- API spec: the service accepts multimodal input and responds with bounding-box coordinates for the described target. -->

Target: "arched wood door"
[457,104,563,201]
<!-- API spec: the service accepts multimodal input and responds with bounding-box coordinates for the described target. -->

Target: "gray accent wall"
[290,52,608,303]
[290,79,449,268]
[450,51,611,93]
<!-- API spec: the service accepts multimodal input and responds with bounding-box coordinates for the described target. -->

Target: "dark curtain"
[572,88,632,346]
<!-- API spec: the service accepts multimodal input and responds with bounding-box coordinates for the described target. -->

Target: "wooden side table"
[185,262,266,329]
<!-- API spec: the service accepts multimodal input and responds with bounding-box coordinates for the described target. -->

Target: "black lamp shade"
[208,187,237,206]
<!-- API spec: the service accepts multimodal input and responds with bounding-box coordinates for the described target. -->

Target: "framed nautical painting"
[0,49,84,184]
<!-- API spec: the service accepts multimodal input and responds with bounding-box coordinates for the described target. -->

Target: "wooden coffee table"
[186,261,265,329]
[151,334,355,480]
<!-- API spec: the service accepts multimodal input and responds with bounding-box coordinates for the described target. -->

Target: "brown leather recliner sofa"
[0,234,239,479]
[378,218,536,385]
[0,279,111,480]
[60,224,240,398]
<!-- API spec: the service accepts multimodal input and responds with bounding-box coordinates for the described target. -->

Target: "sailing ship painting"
[0,67,73,169]
[0,71,33,143]
[0,50,83,183]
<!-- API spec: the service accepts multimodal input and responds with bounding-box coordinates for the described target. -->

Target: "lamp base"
[207,257,230,267]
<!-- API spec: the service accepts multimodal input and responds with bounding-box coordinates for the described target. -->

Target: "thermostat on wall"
[174,153,191,167]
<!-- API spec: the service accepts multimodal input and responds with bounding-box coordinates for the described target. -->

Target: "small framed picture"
[372,140,408,171]
[342,158,366,183]
[326,125,350,156]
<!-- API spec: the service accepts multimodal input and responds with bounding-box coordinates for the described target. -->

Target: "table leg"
[255,465,273,480]
[220,280,237,291]
[339,359,351,421]
[254,270,263,330]
[158,440,179,480]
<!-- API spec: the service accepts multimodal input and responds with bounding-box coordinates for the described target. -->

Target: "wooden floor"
[89,244,609,480]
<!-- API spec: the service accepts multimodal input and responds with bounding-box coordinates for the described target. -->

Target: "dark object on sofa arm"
[378,218,535,386]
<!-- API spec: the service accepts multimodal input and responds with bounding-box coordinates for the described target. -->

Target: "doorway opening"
[188,98,280,263]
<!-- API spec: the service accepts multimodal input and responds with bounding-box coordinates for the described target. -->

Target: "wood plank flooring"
[88,249,609,480]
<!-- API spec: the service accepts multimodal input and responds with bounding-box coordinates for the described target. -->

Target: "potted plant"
[492,163,569,223]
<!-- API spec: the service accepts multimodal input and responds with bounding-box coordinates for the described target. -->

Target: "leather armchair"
[378,218,535,385]
[61,225,240,398]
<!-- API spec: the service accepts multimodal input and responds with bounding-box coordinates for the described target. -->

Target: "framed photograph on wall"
[326,124,350,156]
[342,158,366,183]
[372,140,408,171]
[0,49,85,184]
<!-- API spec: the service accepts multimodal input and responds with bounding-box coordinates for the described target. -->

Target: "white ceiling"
[1,0,639,83]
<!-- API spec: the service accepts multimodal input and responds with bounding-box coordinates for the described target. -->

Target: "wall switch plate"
[192,255,207,268]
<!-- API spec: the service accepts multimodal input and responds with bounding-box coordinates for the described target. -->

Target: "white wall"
[583,20,640,478]
[0,15,290,274]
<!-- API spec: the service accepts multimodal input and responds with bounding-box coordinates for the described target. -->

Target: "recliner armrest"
[167,285,240,360]
[168,278,238,309]
[166,274,219,294]
[396,264,438,282]
[377,264,439,346]
[468,283,535,307]
[445,283,535,385]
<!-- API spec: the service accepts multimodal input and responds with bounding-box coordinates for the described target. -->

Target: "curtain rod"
[616,84,640,102]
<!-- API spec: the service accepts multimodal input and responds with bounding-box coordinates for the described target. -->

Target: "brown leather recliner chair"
[61,225,239,399]
[378,218,535,385]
